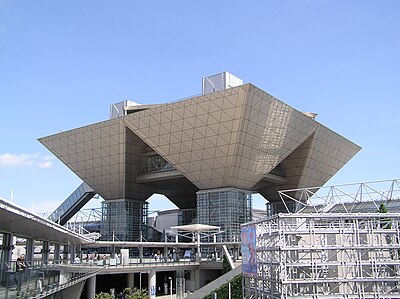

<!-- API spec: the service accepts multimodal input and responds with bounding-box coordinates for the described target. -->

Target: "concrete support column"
[54,244,61,263]
[59,267,67,285]
[70,245,76,264]
[196,232,201,261]
[87,275,96,299]
[139,246,143,263]
[63,245,69,263]
[76,244,82,259]
[127,273,134,289]
[193,268,200,290]
[176,270,185,299]
[25,238,34,263]
[42,241,49,263]
[1,233,13,262]
[148,269,156,299]
[1,233,13,284]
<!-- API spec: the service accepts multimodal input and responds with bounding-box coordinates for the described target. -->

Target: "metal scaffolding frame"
[243,179,400,298]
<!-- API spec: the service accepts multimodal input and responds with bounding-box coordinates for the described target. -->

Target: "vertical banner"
[241,225,257,275]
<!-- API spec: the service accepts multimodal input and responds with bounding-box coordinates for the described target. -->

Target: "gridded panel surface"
[197,188,252,241]
[124,85,247,190]
[39,82,360,201]
[39,119,126,200]
[101,200,148,241]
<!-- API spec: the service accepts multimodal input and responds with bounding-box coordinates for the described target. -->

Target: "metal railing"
[0,260,98,299]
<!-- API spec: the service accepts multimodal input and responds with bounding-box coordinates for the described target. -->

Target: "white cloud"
[0,153,53,168]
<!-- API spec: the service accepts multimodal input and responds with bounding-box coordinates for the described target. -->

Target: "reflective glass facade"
[197,188,252,241]
[101,200,148,242]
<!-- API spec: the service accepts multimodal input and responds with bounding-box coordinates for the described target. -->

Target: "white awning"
[170,224,220,232]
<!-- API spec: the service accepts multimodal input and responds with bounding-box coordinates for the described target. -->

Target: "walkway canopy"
[0,197,93,245]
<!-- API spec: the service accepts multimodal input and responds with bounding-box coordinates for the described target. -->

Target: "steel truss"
[243,179,400,298]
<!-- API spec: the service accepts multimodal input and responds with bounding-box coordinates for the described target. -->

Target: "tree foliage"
[94,292,112,299]
[94,287,148,299]
[378,202,388,213]
[123,287,148,299]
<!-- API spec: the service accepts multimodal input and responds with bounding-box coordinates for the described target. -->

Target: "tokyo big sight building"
[39,72,360,242]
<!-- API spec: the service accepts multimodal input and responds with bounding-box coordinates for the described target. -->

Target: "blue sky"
[0,1,399,214]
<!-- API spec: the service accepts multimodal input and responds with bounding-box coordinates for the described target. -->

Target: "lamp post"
[168,276,172,299]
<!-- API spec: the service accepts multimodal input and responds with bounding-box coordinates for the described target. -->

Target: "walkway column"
[70,245,76,264]
[148,269,156,299]
[76,244,82,259]
[42,241,49,263]
[25,238,34,262]
[193,269,200,290]
[176,270,185,299]
[59,267,68,285]
[63,245,69,263]
[87,275,96,299]
[54,244,61,263]
[127,273,134,289]
[139,246,143,263]
[1,233,13,283]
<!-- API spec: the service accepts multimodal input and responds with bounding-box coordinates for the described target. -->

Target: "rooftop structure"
[39,73,360,242]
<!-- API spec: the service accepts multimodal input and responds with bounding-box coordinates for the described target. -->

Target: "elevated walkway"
[48,182,96,225]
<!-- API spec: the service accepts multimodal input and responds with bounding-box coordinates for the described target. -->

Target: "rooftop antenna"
[10,188,13,203]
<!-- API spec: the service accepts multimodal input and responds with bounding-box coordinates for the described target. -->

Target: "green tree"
[95,287,148,299]
[378,202,388,213]
[94,292,112,299]
[378,202,391,228]
[123,287,148,299]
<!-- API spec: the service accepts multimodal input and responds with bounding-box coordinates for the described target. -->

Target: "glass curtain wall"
[197,188,252,242]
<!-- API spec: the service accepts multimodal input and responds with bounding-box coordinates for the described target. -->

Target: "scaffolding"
[242,179,400,298]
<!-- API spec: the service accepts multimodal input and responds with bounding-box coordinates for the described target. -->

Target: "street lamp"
[168,276,172,299]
